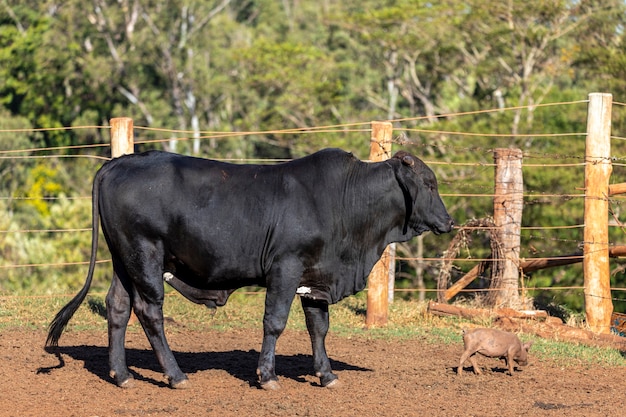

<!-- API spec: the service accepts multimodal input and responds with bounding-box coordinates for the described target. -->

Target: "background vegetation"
[2,1,626,316]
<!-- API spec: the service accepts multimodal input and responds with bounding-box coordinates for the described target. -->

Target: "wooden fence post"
[492,148,523,308]
[583,93,613,334]
[366,121,394,328]
[110,117,134,157]
[109,117,136,323]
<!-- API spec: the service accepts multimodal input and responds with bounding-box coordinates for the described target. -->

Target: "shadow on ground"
[39,345,371,388]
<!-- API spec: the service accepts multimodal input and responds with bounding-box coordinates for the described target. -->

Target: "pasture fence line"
[2,95,626,334]
[365,93,623,335]
[363,93,620,334]
[0,286,616,300]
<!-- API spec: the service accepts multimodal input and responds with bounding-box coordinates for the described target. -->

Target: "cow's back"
[97,151,272,284]
[95,149,375,292]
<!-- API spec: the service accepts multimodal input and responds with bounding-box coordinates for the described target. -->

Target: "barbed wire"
[0,99,596,160]
[0,131,602,167]
[398,128,586,139]
[0,228,91,234]
[0,223,587,235]
[129,99,588,137]
[0,154,109,161]
[2,244,621,270]
[0,125,107,133]
[0,259,111,269]
[2,286,625,302]
[393,99,590,122]
[2,98,626,309]
[0,190,588,199]
[0,142,110,155]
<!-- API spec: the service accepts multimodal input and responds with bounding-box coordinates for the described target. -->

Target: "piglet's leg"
[458,350,472,375]
[459,349,481,375]
[506,355,515,375]
[469,355,482,375]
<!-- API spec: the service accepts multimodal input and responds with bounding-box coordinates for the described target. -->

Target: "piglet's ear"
[402,155,414,167]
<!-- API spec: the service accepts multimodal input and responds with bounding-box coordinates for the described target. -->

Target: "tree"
[453,0,605,139]
[336,0,466,122]
[0,3,91,147]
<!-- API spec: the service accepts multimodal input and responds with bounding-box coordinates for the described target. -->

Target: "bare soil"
[1,328,623,417]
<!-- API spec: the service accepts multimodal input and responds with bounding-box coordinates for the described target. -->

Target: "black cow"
[46,148,453,390]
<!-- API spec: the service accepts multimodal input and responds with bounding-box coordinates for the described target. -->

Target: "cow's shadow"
[39,345,371,388]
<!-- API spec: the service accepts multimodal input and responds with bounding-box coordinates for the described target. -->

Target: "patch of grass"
[1,291,624,367]
[529,337,625,367]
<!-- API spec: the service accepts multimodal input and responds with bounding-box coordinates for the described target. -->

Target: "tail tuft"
[45,284,91,347]
[46,166,102,348]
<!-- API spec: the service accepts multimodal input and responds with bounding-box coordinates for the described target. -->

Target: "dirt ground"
[0,328,623,417]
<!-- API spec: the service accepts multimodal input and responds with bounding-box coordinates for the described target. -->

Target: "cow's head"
[391,151,454,236]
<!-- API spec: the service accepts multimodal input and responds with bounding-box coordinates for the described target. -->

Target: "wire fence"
[2,98,626,309]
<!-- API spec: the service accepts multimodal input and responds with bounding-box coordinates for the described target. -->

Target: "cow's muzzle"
[433,217,454,235]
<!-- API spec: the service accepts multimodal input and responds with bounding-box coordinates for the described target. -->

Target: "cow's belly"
[165,251,265,290]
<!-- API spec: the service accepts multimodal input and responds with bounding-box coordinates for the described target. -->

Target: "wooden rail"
[444,245,626,301]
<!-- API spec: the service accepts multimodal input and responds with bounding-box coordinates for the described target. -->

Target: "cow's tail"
[46,171,102,348]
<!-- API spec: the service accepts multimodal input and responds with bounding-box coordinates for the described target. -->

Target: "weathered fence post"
[109,117,135,323]
[583,93,613,334]
[110,117,134,157]
[387,242,397,303]
[366,121,394,327]
[492,148,523,308]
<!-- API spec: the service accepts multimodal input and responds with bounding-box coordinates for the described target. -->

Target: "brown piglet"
[458,328,532,376]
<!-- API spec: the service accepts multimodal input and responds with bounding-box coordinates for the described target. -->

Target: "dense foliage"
[1,0,626,314]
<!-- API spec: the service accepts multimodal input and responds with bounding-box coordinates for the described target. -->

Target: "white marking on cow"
[163,272,174,282]
[296,286,312,295]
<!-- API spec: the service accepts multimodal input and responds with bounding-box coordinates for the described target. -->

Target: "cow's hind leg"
[131,275,189,389]
[106,270,134,388]
[301,297,338,388]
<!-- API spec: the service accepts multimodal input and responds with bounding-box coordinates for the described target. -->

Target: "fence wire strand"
[2,99,626,310]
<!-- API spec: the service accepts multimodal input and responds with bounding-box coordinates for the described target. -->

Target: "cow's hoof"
[170,377,191,389]
[320,373,339,388]
[260,380,281,391]
[118,377,135,389]
[111,371,135,388]
[324,378,341,389]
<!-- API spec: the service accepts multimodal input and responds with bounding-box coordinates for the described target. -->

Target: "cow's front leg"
[301,297,338,388]
[257,285,297,390]
[106,270,134,388]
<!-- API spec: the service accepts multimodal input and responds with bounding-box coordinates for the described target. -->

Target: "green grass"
[1,290,624,367]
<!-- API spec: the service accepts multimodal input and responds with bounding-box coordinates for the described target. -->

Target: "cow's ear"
[393,151,415,168]
[391,153,418,194]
